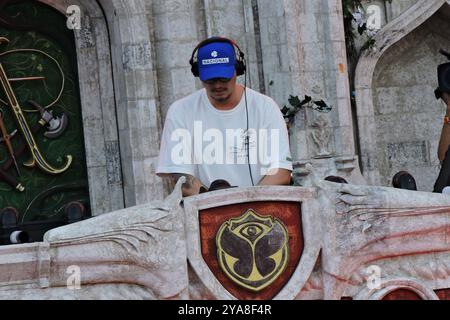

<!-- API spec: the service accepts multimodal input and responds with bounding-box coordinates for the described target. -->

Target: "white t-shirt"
[156,88,293,187]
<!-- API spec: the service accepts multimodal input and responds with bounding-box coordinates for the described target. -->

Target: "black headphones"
[189,37,246,78]
[190,37,254,186]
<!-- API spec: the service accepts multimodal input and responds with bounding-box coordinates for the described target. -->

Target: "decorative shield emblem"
[198,201,303,300]
[216,209,289,292]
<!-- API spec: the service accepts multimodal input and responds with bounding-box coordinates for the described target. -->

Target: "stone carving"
[311,115,332,159]
[105,141,122,185]
[1,168,450,299]
[307,164,450,299]
[334,156,359,177]
[76,14,95,49]
[0,178,188,300]
[122,44,152,71]
[0,284,157,300]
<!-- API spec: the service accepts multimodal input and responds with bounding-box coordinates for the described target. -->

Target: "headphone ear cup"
[191,61,199,77]
[235,61,246,76]
[235,50,246,76]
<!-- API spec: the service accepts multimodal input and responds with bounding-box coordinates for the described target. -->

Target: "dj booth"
[0,177,449,300]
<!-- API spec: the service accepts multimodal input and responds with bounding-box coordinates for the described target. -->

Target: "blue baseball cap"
[197,41,237,81]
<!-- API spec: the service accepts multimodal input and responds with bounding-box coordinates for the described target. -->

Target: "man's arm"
[258,168,292,186]
[438,92,450,162]
[157,173,207,197]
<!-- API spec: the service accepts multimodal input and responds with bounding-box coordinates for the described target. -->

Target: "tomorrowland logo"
[216,209,289,292]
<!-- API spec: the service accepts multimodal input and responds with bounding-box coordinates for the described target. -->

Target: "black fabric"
[209,179,234,191]
[324,176,348,184]
[199,179,238,193]
[435,87,443,100]
[438,62,450,94]
[0,207,18,227]
[433,146,450,193]
[392,171,417,191]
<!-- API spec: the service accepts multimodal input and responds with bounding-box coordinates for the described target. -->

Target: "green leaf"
[281,106,290,115]
[313,100,332,112]
[357,23,367,35]
[361,38,376,51]
[288,95,301,107]
[286,114,296,120]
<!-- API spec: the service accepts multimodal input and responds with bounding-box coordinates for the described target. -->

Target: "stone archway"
[98,0,166,206]
[355,0,450,189]
[37,0,164,213]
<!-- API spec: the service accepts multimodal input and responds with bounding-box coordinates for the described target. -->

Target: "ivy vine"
[281,95,332,125]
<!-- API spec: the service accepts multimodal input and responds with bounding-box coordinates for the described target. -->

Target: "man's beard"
[211,90,232,103]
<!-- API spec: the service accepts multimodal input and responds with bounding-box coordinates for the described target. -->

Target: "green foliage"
[281,95,332,123]
[343,0,364,60]
[342,0,391,57]
[361,38,376,51]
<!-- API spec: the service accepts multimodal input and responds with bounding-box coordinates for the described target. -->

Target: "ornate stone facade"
[1,0,449,300]
[17,0,448,213]
[1,173,450,300]
[26,0,449,204]
[356,0,450,190]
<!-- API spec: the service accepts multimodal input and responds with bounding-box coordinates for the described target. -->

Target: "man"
[156,37,292,197]
[433,92,450,193]
[438,92,450,162]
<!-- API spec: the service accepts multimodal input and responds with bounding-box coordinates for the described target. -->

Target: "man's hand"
[258,168,292,186]
[157,173,207,197]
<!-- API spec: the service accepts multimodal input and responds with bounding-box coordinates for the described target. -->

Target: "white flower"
[366,28,378,37]
[352,11,365,25]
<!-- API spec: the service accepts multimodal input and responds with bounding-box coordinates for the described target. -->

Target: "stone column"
[151,1,202,122]
[100,0,166,205]
[258,0,364,184]
[203,0,262,89]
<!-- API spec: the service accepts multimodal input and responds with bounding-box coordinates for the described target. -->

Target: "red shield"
[199,201,303,300]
